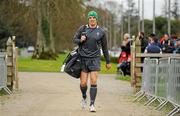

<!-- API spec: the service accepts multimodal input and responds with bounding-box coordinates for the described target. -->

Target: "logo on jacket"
[97,32,100,36]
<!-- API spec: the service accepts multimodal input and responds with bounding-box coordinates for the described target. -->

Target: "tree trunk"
[33,0,57,60]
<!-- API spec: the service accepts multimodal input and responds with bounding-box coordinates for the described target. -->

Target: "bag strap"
[82,25,87,33]
[78,25,87,49]
[63,25,86,65]
[62,53,71,65]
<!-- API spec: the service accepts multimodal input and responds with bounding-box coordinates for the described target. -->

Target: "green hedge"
[101,56,118,64]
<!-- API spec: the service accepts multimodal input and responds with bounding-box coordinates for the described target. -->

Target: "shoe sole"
[90,110,96,112]
[89,108,96,112]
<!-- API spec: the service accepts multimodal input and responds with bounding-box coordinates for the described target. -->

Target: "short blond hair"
[124,33,130,39]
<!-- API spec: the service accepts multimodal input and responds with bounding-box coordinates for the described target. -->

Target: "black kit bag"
[61,25,87,78]
[62,47,81,78]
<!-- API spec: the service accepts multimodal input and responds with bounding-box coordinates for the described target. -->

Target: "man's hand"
[80,35,86,42]
[106,63,111,70]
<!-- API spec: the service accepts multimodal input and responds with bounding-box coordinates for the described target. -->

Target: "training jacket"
[73,25,110,64]
[145,43,162,53]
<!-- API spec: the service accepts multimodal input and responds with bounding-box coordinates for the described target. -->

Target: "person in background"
[137,32,148,53]
[121,33,131,54]
[173,38,180,54]
[145,33,162,53]
[160,33,174,53]
[171,35,178,46]
[118,33,131,76]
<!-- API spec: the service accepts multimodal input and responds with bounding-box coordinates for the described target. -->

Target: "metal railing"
[0,52,12,94]
[134,57,180,116]
[167,58,180,115]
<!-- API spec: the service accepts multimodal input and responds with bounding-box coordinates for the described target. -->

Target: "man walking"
[73,11,111,112]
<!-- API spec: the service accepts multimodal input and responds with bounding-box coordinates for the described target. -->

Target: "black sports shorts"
[81,57,101,72]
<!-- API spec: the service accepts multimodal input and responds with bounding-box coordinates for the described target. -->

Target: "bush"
[101,56,118,64]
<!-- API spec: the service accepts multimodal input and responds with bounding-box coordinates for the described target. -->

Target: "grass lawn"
[116,75,131,82]
[18,53,117,74]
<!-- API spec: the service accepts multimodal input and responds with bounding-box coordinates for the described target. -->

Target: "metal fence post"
[167,58,180,116]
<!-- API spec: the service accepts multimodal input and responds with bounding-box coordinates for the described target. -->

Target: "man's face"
[148,37,152,43]
[88,16,97,26]
[138,32,143,38]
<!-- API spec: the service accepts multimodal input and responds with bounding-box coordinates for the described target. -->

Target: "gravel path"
[0,72,165,116]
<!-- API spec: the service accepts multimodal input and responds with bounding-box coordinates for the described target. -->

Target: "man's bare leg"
[80,71,88,109]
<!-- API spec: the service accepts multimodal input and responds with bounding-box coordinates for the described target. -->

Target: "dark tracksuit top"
[146,43,162,53]
[73,25,110,64]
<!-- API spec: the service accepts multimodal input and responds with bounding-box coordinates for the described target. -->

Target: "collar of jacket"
[86,24,99,29]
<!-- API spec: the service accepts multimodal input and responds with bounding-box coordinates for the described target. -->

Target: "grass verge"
[18,54,117,74]
[116,75,131,82]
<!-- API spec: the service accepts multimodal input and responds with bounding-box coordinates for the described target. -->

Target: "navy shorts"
[81,57,101,72]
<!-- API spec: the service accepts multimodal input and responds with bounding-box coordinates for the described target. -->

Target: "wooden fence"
[6,36,19,91]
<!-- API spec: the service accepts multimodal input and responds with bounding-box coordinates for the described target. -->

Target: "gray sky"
[105,0,165,19]
[132,0,164,19]
[86,0,179,19]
